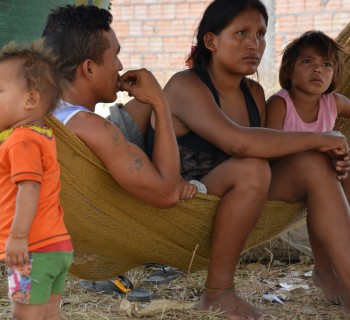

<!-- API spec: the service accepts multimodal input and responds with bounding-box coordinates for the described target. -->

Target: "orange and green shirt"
[0,125,71,259]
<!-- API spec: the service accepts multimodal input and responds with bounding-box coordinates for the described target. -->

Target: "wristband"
[9,233,28,239]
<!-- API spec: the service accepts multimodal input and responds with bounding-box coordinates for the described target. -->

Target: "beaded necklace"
[0,124,53,145]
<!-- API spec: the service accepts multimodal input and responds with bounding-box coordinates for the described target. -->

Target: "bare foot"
[198,288,263,320]
[312,267,343,305]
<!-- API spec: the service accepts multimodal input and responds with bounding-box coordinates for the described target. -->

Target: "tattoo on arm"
[129,154,143,172]
[104,120,121,145]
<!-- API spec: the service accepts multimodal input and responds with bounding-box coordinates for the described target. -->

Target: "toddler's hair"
[0,40,62,113]
[279,30,346,93]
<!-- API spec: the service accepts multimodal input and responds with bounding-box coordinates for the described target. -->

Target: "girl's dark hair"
[279,30,346,93]
[186,0,268,69]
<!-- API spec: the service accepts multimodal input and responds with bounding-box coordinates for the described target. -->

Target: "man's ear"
[82,59,94,79]
[203,32,217,53]
[24,91,40,110]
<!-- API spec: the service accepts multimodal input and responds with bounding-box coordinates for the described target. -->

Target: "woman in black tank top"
[147,1,350,318]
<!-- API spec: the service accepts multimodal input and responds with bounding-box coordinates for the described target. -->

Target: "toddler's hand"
[5,237,29,267]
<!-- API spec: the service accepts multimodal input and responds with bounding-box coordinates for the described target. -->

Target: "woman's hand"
[319,131,349,157]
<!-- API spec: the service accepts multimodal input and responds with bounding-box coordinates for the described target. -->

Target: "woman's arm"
[165,71,349,160]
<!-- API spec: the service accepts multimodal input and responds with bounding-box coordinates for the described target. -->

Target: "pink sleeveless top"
[273,89,337,132]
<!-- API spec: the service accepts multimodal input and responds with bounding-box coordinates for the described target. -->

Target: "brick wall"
[110,0,350,101]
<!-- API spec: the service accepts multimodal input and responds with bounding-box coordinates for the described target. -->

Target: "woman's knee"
[237,157,271,192]
[202,157,270,196]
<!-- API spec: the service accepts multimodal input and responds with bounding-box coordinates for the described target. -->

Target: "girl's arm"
[334,93,350,117]
[265,95,287,130]
[5,180,40,267]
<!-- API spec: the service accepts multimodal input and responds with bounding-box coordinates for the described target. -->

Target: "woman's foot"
[312,267,343,305]
[199,288,263,320]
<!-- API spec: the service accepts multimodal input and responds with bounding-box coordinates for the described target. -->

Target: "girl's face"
[290,47,334,95]
[209,9,267,76]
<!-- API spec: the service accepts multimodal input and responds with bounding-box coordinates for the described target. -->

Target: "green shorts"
[8,251,73,304]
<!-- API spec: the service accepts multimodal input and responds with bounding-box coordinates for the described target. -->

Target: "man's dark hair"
[42,5,112,82]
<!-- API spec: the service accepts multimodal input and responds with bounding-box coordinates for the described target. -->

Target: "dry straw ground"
[0,246,347,320]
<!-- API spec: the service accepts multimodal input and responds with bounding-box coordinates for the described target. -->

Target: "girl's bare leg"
[341,178,350,205]
[199,157,271,320]
[269,151,350,313]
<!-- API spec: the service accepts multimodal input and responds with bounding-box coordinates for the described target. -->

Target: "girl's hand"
[5,237,29,267]
[178,177,197,202]
[334,155,350,180]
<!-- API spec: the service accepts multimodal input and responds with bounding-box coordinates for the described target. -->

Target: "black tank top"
[146,67,261,180]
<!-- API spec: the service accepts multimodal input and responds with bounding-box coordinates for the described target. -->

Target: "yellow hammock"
[45,23,350,281]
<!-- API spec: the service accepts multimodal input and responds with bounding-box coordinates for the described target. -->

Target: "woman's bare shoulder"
[244,77,265,97]
[165,69,203,90]
[165,69,212,103]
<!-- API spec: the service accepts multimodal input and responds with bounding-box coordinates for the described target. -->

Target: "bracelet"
[205,284,234,290]
[9,233,28,239]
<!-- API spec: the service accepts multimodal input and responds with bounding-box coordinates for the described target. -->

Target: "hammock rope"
[46,23,350,281]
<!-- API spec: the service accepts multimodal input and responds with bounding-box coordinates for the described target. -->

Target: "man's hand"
[178,177,197,202]
[119,68,165,107]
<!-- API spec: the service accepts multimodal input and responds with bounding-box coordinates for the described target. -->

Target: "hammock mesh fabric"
[45,23,350,281]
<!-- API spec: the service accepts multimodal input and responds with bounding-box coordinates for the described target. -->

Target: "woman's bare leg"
[269,151,350,313]
[199,157,271,320]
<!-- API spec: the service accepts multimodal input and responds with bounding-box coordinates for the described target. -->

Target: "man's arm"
[67,69,181,208]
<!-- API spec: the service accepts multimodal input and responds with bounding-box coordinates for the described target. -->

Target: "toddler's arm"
[5,180,40,267]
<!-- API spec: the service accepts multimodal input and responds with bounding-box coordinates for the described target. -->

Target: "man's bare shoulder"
[66,111,126,149]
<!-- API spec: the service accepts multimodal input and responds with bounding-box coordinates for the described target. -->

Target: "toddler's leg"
[12,302,46,320]
[44,294,63,320]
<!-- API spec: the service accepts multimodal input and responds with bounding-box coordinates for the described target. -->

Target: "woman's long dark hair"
[186,0,268,69]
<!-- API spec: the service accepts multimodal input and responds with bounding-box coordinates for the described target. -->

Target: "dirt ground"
[0,252,347,320]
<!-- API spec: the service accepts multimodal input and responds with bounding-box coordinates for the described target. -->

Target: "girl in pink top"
[266,30,350,132]
[265,31,350,314]
[266,29,350,227]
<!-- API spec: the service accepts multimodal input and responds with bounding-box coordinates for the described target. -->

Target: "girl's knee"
[285,151,334,178]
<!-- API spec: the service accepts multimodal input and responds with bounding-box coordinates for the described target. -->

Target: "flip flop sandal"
[80,275,154,301]
[143,266,182,285]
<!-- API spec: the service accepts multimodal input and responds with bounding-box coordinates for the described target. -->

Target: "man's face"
[93,29,123,103]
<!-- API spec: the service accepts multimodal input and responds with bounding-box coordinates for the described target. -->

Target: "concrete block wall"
[110,0,350,99]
